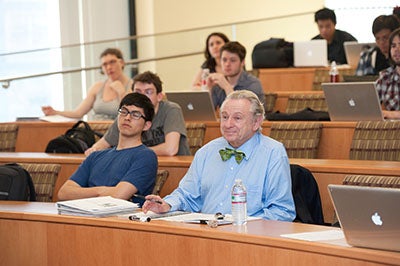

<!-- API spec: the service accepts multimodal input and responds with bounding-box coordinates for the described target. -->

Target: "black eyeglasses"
[118,107,146,120]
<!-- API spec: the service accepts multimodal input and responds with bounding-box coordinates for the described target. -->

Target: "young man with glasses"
[86,71,190,156]
[57,93,158,206]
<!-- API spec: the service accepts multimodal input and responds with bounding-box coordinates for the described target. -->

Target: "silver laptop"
[328,184,400,252]
[344,41,376,68]
[293,40,328,67]
[322,82,383,121]
[165,91,217,121]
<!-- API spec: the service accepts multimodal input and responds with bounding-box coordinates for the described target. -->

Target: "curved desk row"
[9,120,356,159]
[1,152,399,224]
[0,201,398,266]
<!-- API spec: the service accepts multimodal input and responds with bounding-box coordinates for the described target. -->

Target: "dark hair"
[132,71,163,94]
[203,32,230,70]
[393,6,400,19]
[99,48,125,74]
[372,15,400,35]
[119,92,155,122]
[100,48,124,60]
[220,41,246,62]
[314,8,336,24]
[388,28,400,65]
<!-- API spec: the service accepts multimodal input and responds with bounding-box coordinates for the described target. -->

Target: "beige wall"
[135,0,324,92]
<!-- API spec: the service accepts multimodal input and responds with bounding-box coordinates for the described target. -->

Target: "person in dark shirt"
[312,7,357,64]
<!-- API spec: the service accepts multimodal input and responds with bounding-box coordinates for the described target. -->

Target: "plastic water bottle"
[231,179,247,225]
[200,68,210,90]
[329,61,339,82]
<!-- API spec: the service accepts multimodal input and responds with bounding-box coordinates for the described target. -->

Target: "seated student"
[42,48,132,120]
[143,90,296,221]
[192,32,230,89]
[205,41,265,110]
[312,7,357,64]
[376,28,400,120]
[57,93,158,206]
[85,71,190,156]
[356,15,400,76]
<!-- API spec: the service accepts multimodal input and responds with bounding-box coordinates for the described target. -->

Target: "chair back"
[19,163,61,202]
[269,122,323,158]
[186,122,206,155]
[290,164,324,225]
[349,121,400,161]
[285,93,328,114]
[264,92,277,114]
[152,170,169,195]
[0,124,18,152]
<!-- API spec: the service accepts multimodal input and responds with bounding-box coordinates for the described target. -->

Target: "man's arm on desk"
[57,180,137,201]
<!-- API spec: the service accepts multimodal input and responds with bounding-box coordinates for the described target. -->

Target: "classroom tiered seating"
[0,124,18,152]
[185,122,206,155]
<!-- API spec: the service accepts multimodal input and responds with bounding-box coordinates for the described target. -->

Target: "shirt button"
[219,203,223,206]
[230,167,233,170]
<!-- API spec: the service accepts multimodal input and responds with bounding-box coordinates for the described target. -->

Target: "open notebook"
[166,91,217,121]
[322,82,383,121]
[328,185,400,252]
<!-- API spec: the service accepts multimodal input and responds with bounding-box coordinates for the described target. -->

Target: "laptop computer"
[293,40,328,67]
[165,91,217,121]
[344,41,376,68]
[322,82,383,121]
[328,184,400,252]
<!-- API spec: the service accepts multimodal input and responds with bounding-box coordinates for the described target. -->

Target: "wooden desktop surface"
[1,201,399,266]
[1,152,399,224]
[9,121,356,160]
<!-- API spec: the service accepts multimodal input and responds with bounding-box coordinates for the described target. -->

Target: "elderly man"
[143,90,295,221]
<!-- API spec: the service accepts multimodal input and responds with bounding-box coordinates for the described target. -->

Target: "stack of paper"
[57,196,139,217]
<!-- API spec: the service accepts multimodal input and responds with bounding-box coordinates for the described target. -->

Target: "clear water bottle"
[231,179,247,225]
[200,68,210,91]
[329,61,339,82]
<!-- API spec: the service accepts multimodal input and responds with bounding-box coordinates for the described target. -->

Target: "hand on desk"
[142,194,171,214]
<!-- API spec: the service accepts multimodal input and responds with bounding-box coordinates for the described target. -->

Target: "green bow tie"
[219,148,246,164]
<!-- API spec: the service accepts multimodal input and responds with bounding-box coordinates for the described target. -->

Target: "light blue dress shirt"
[164,132,296,221]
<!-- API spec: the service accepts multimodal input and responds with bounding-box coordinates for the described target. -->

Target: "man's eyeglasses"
[118,107,146,120]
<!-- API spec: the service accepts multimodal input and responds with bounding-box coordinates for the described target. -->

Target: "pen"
[133,194,163,204]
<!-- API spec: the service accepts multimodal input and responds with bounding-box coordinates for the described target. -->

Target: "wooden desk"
[274,90,325,113]
[12,121,112,152]
[203,121,357,159]
[258,67,355,92]
[1,153,400,224]
[1,201,399,265]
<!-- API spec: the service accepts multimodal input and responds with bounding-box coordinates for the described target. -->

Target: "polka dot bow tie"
[219,148,246,164]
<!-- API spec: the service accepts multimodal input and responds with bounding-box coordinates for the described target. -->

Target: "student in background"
[57,93,158,206]
[192,32,230,89]
[85,71,190,156]
[143,90,296,221]
[356,15,400,76]
[376,28,400,120]
[205,41,264,110]
[312,7,357,64]
[42,48,132,120]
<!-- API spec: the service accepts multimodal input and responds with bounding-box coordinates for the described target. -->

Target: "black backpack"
[252,38,294,68]
[45,120,102,153]
[0,163,36,201]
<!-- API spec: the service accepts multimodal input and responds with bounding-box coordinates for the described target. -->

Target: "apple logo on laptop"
[371,212,383,226]
[348,98,356,107]
[187,103,194,111]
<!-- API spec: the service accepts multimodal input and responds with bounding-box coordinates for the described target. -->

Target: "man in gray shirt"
[86,71,190,156]
[206,41,264,109]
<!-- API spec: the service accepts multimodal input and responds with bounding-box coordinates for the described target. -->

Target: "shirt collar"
[224,131,260,162]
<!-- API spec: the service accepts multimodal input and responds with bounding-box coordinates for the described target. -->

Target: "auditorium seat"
[19,163,61,202]
[186,122,206,155]
[269,122,323,158]
[0,124,18,152]
[285,94,328,114]
[349,121,400,161]
[87,122,113,141]
[153,170,169,195]
[264,92,278,114]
